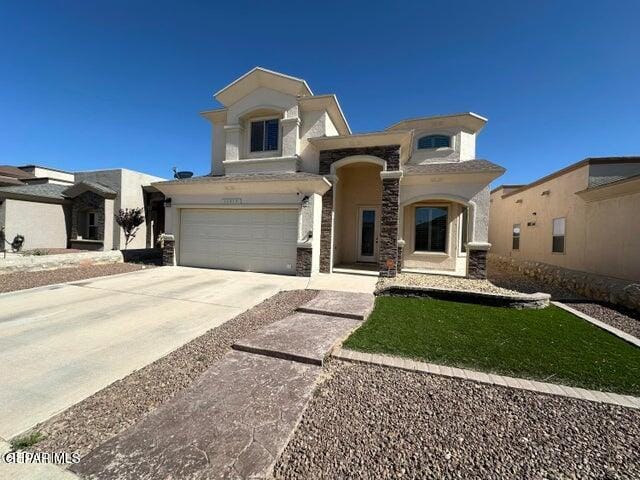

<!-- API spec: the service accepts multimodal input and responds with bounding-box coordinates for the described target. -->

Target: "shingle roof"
[63,181,117,198]
[0,183,69,201]
[0,175,25,186]
[157,172,328,185]
[402,159,505,175]
[0,180,118,202]
[0,166,36,180]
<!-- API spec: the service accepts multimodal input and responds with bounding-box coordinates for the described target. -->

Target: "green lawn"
[343,297,640,395]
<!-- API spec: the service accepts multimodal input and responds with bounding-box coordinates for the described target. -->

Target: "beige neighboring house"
[154,67,505,278]
[0,165,166,251]
[489,157,640,282]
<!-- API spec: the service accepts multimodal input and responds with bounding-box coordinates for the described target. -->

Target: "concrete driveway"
[0,267,307,439]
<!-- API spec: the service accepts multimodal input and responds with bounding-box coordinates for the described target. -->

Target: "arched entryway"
[318,146,402,276]
[333,157,384,268]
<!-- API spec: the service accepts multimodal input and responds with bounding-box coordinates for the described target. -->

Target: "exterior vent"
[515,199,523,204]
[541,190,550,196]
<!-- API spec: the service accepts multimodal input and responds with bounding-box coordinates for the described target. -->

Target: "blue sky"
[1,1,639,185]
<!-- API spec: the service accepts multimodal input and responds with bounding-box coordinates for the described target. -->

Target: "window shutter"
[250,121,264,152]
[265,119,279,151]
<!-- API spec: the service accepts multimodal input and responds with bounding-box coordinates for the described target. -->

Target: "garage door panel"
[179,209,298,275]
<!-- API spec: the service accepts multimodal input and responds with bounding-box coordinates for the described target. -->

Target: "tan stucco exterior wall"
[334,163,382,265]
[582,191,640,280]
[3,199,69,249]
[489,164,640,281]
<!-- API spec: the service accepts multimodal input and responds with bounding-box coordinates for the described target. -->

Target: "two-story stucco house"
[154,68,505,278]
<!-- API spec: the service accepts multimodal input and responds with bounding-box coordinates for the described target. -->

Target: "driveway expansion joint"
[332,347,640,410]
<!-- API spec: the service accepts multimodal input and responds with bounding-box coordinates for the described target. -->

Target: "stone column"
[379,171,402,277]
[296,245,312,277]
[162,234,176,266]
[466,242,491,279]
[319,183,334,273]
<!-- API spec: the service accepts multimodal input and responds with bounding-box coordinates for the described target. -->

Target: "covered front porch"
[313,136,494,279]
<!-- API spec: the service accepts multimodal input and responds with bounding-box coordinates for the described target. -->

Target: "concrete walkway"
[72,291,374,480]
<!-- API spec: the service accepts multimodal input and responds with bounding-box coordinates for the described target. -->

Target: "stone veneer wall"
[70,191,105,241]
[319,187,334,273]
[296,247,312,277]
[162,234,176,266]
[379,178,400,277]
[489,254,640,312]
[467,249,488,279]
[318,145,401,276]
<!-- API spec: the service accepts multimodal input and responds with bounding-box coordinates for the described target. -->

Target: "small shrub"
[10,432,43,450]
[115,208,145,249]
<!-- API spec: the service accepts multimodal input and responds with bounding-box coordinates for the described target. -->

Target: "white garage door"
[179,208,298,275]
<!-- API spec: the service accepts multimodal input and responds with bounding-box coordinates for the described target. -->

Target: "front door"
[357,206,379,263]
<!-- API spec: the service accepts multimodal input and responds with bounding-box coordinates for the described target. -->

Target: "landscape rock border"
[489,254,640,312]
[0,248,161,274]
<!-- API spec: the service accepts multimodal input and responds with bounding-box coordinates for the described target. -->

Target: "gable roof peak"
[214,67,314,106]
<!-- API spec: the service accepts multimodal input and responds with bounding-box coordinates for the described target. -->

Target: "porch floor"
[333,263,379,277]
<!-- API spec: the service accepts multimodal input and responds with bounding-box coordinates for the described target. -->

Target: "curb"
[332,347,640,410]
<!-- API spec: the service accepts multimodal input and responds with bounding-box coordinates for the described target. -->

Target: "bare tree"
[115,208,145,249]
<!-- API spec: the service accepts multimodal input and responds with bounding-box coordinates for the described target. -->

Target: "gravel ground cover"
[0,263,151,293]
[27,289,317,458]
[274,361,640,480]
[378,272,519,296]
[566,302,640,340]
[344,297,640,395]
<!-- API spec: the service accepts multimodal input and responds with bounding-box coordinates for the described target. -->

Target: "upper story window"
[250,119,279,152]
[417,135,451,150]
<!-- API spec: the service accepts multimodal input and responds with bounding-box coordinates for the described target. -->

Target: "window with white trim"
[552,217,566,253]
[512,224,520,250]
[250,119,279,152]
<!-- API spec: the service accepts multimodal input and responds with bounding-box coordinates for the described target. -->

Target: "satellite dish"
[172,167,194,179]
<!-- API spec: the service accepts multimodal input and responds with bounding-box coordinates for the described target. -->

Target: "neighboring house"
[489,157,640,282]
[154,67,505,278]
[0,165,165,251]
